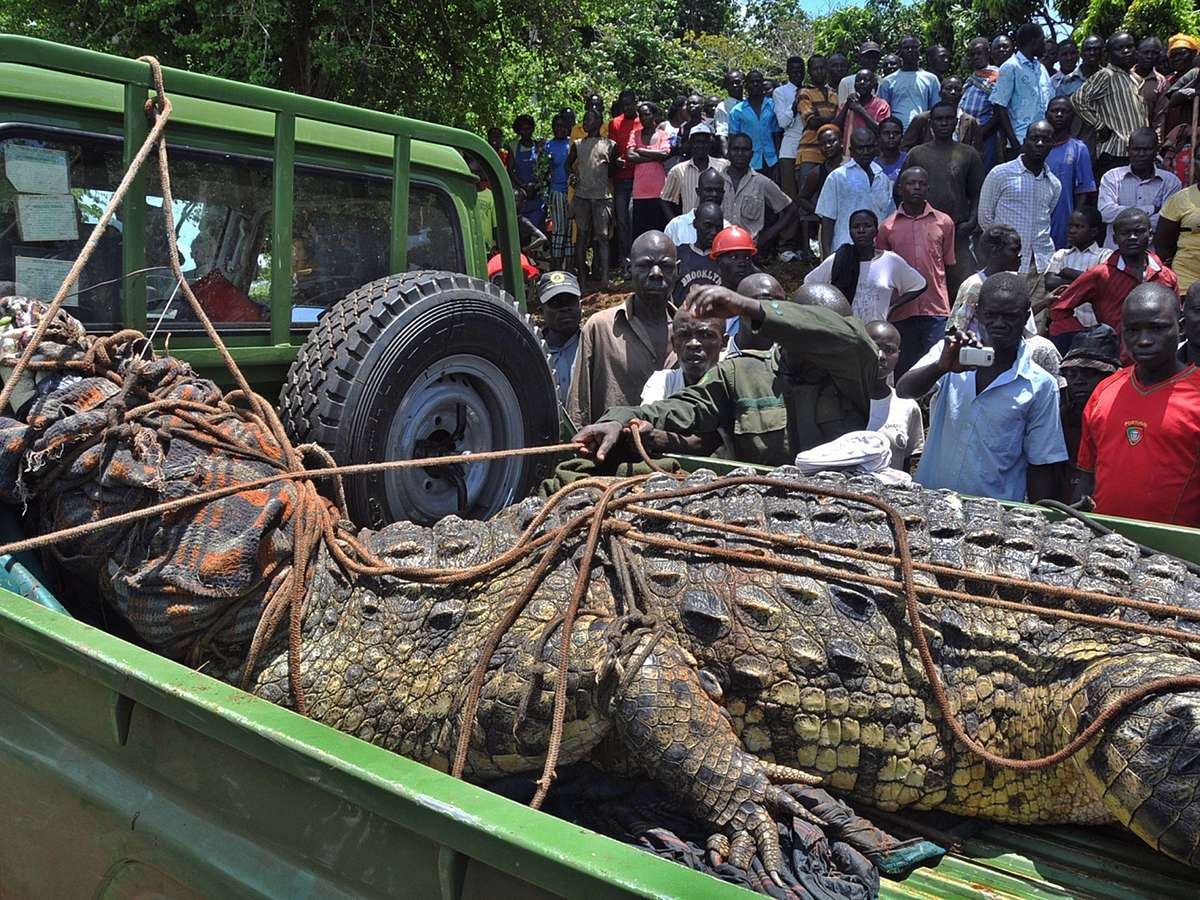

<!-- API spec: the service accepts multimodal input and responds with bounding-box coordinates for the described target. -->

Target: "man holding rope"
[572,282,878,466]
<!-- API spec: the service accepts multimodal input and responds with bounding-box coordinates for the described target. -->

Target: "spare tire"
[280,271,559,528]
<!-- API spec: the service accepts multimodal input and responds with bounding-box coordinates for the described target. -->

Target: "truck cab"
[2,35,558,528]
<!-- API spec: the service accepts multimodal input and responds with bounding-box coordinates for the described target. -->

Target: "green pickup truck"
[1,35,1198,900]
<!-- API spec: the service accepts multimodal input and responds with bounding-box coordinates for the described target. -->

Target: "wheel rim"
[383,354,525,524]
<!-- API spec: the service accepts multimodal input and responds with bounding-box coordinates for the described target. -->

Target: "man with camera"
[896,272,1067,502]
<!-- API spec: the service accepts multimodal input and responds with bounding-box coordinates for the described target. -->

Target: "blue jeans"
[980,130,999,172]
[895,315,948,379]
[613,178,634,264]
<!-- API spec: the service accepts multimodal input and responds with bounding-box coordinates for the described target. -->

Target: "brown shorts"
[573,196,613,238]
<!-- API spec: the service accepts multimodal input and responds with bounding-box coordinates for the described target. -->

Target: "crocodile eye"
[428,599,464,630]
[730,654,772,688]
[680,589,730,642]
[735,584,781,630]
[826,638,868,673]
[828,583,875,622]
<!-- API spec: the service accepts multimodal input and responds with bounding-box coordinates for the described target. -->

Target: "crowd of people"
[483,28,1200,528]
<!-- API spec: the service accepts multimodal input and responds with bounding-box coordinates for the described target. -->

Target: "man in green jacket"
[572,283,878,466]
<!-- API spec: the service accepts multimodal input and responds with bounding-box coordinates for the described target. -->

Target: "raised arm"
[689,286,877,420]
[1049,267,1100,331]
[896,333,973,399]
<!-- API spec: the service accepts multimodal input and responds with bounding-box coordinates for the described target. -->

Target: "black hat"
[1060,324,1121,374]
[538,270,581,303]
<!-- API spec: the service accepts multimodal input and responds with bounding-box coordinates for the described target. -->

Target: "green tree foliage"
[811,0,927,55]
[742,0,815,64]
[2,0,1193,142]
[1073,0,1199,43]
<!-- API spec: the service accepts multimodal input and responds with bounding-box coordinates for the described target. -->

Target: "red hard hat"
[487,252,538,280]
[709,225,757,259]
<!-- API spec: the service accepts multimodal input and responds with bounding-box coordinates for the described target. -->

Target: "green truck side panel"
[0,588,749,899]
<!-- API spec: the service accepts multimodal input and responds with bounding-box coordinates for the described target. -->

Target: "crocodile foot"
[604,630,829,884]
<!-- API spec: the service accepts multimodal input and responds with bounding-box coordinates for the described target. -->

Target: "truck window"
[407,184,463,272]
[0,132,124,327]
[291,168,463,327]
[145,149,273,332]
[292,166,391,324]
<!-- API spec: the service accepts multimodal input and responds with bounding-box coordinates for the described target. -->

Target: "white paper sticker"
[4,144,70,195]
[14,256,77,306]
[15,194,78,242]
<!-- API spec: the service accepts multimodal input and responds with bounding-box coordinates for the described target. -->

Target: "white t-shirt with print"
[804,250,926,323]
[867,389,925,470]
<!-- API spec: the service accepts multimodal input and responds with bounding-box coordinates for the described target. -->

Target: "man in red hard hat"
[710,224,761,349]
[487,251,540,299]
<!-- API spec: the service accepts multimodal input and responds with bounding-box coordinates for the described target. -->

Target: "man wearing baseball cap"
[1055,324,1120,502]
[839,41,882,106]
[536,271,583,409]
[659,121,729,219]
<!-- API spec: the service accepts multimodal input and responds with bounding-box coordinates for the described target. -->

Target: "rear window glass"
[145,149,273,333]
[291,171,463,326]
[408,185,463,272]
[2,129,466,332]
[0,133,124,327]
[292,167,391,323]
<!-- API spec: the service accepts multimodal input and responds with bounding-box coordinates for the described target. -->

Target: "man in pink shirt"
[835,69,891,155]
[877,166,957,375]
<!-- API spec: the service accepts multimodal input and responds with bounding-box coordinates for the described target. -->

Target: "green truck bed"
[2,490,1199,898]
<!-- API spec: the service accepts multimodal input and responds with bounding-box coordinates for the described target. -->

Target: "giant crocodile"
[233,469,1200,875]
[2,303,1200,880]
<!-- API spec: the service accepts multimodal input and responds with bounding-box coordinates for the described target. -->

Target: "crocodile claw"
[768,783,828,828]
[705,833,730,867]
[764,761,823,786]
[707,796,794,886]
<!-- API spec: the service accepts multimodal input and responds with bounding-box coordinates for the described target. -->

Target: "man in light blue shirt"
[1050,38,1085,97]
[877,35,941,126]
[729,69,781,174]
[814,127,896,256]
[897,273,1066,502]
[992,23,1054,157]
[537,271,583,409]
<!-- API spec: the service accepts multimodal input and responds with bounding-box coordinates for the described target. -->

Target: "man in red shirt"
[876,166,956,375]
[1050,207,1179,361]
[608,89,642,270]
[1077,283,1200,525]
